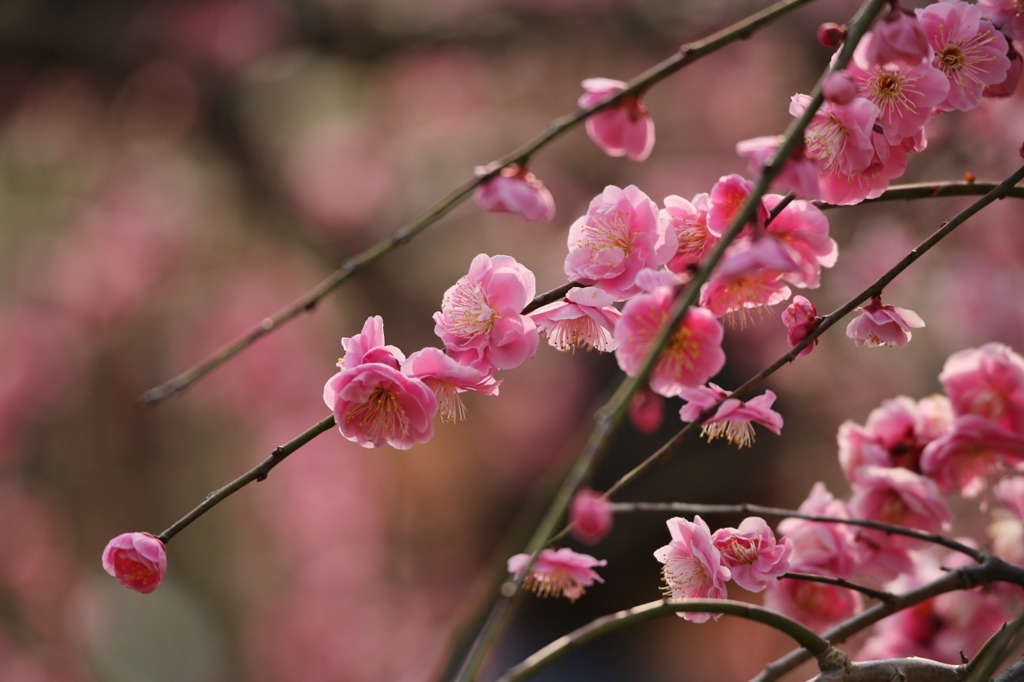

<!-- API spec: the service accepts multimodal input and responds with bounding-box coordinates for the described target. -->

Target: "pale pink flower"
[791,94,879,178]
[324,363,438,449]
[507,548,606,602]
[569,489,613,545]
[102,532,167,594]
[678,383,783,449]
[401,347,499,423]
[763,569,862,633]
[629,388,665,434]
[863,6,932,66]
[918,0,1011,111]
[823,70,858,105]
[736,135,821,200]
[848,465,954,541]
[762,195,837,289]
[433,253,539,372]
[778,482,858,579]
[979,0,1024,42]
[920,414,1024,496]
[529,286,621,353]
[473,164,555,222]
[614,289,725,397]
[846,295,925,347]
[339,315,405,370]
[782,295,819,356]
[654,516,731,623]
[564,185,676,299]
[939,343,1024,436]
[711,517,792,592]
[578,78,654,161]
[698,238,796,325]
[661,193,718,272]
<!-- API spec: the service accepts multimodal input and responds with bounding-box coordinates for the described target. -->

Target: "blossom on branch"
[578,78,654,161]
[401,347,499,423]
[473,164,555,223]
[711,517,792,592]
[102,532,167,594]
[654,516,730,623]
[507,548,606,602]
[677,383,783,449]
[939,342,1024,436]
[845,295,925,347]
[781,295,819,356]
[529,286,621,353]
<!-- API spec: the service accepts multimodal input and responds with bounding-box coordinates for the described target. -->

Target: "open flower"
[401,347,499,423]
[654,516,731,623]
[846,295,925,347]
[338,315,405,370]
[102,532,167,594]
[939,343,1024,436]
[473,164,555,222]
[578,78,654,161]
[507,548,606,602]
[711,517,792,592]
[529,286,621,353]
[662,193,718,272]
[678,383,783,448]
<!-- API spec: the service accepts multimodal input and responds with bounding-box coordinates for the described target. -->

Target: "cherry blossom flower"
[338,315,405,370]
[678,383,783,449]
[917,0,1011,112]
[102,532,167,594]
[569,489,613,545]
[614,287,725,397]
[473,164,555,222]
[711,517,792,592]
[791,94,879,178]
[529,286,621,353]
[564,185,676,299]
[433,253,539,372]
[507,548,606,602]
[979,0,1024,42]
[401,347,499,423]
[778,483,858,579]
[763,569,862,633]
[762,195,837,289]
[736,136,820,200]
[629,388,665,434]
[862,6,932,66]
[920,414,1024,496]
[782,295,819,356]
[578,78,654,161]
[848,465,954,541]
[661,193,718,272]
[324,363,438,449]
[939,343,1024,436]
[654,516,730,623]
[845,295,925,347]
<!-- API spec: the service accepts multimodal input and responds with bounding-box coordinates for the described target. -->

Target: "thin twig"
[780,571,895,605]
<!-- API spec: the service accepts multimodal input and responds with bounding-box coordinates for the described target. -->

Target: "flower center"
[523,569,585,602]
[804,114,849,173]
[661,555,708,595]
[579,204,634,254]
[441,279,495,339]
[938,45,965,73]
[427,379,466,424]
[346,386,409,443]
[702,420,757,448]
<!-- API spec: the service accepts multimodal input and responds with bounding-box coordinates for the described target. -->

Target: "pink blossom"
[939,343,1024,436]
[989,478,1024,563]
[983,44,1023,98]
[791,94,879,178]
[564,185,676,299]
[401,347,499,423]
[654,516,731,623]
[707,174,766,237]
[473,164,555,222]
[920,414,1024,496]
[629,388,665,434]
[782,295,819,356]
[737,136,821,200]
[817,129,910,205]
[845,295,925,347]
[614,289,725,397]
[507,548,606,602]
[529,286,621,353]
[102,532,167,594]
[569,489,613,545]
[762,195,837,289]
[678,383,783,449]
[862,7,932,66]
[433,253,539,372]
[823,71,858,105]
[661,193,718,272]
[698,238,796,325]
[917,0,1011,112]
[979,0,1024,42]
[339,315,405,370]
[848,465,953,540]
[578,78,654,161]
[711,517,792,592]
[778,483,858,579]
[324,363,438,449]
[763,570,862,633]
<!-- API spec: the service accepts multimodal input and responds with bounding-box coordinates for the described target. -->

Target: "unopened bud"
[817,22,845,49]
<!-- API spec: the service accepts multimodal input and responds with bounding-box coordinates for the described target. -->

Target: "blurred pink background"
[1,0,1022,680]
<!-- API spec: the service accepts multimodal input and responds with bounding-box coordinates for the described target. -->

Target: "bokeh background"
[1,0,1023,680]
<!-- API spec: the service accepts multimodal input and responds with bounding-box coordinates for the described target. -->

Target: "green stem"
[966,607,1024,682]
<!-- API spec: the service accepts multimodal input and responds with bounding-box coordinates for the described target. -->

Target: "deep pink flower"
[763,568,862,633]
[979,0,1024,42]
[846,295,925,347]
[737,136,821,200]
[711,517,792,592]
[816,129,910,205]
[433,253,539,372]
[473,164,555,223]
[778,482,858,579]
[654,516,731,623]
[401,347,499,423]
[661,193,718,272]
[614,288,725,397]
[918,0,1011,111]
[324,363,438,449]
[762,195,837,289]
[578,78,654,161]
[102,532,167,594]
[699,238,796,325]
[569,489,613,545]
[339,315,404,370]
[678,383,783,449]
[564,185,676,299]
[782,295,819,356]
[939,343,1024,436]
[823,71,858,105]
[529,286,621,353]
[791,94,879,178]
[629,388,665,434]
[920,414,1024,496]
[707,174,767,237]
[863,6,932,66]
[848,465,954,540]
[507,548,606,602]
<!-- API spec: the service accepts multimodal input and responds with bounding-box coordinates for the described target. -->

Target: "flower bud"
[817,22,845,49]
[102,532,167,594]
[569,489,613,545]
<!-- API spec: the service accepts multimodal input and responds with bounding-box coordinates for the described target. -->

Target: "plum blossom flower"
[736,136,820,200]
[614,287,725,397]
[817,128,911,205]
[433,254,539,373]
[102,532,167,594]
[678,383,783,449]
[578,78,654,161]
[629,388,665,434]
[564,185,676,299]
[845,295,925,347]
[917,0,1011,112]
[848,465,954,540]
[979,0,1024,42]
[983,44,1023,98]
[507,548,606,602]
[661,193,718,272]
[762,195,837,289]
[939,343,1024,436]
[711,517,792,592]
[791,94,879,178]
[782,295,819,356]
[862,6,932,66]
[654,516,730,622]
[763,569,862,633]
[529,286,621,353]
[920,414,1024,496]
[779,483,858,579]
[823,70,858,104]
[324,363,438,449]
[401,347,499,423]
[698,237,796,325]
[707,174,767,237]
[339,315,404,370]
[473,164,555,222]
[569,489,613,545]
